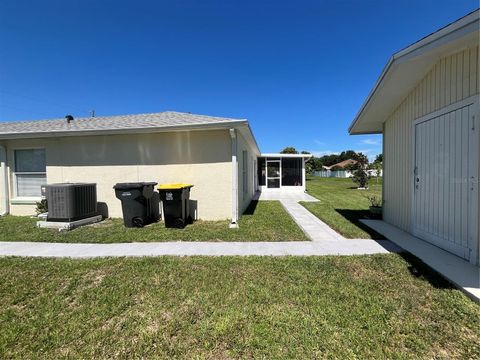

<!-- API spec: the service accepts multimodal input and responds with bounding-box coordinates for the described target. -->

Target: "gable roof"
[323,159,357,170]
[349,9,479,135]
[0,111,247,139]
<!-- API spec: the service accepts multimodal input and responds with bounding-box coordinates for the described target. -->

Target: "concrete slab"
[0,239,398,258]
[361,219,480,303]
[37,215,103,231]
[253,190,319,202]
[280,200,344,241]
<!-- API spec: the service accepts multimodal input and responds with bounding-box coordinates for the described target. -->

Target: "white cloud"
[314,139,326,146]
[355,149,373,154]
[308,150,339,157]
[361,138,381,145]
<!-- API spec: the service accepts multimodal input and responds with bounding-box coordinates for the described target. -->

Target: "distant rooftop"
[0,111,247,138]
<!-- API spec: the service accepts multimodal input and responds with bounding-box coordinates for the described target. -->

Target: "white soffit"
[349,10,479,135]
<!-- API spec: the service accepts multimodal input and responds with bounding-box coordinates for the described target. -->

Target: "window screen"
[14,149,46,197]
[15,149,46,172]
[281,158,302,186]
[257,157,265,186]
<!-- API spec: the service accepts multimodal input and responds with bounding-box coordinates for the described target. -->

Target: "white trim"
[0,120,249,140]
[349,9,479,134]
[229,129,238,226]
[0,145,9,215]
[12,147,47,199]
[261,153,312,158]
[411,96,479,265]
[302,158,306,192]
[413,95,479,126]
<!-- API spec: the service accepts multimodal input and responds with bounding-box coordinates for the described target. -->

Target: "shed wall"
[383,46,479,232]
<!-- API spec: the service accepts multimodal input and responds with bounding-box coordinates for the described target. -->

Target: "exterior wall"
[383,46,479,232]
[236,131,258,215]
[2,130,233,220]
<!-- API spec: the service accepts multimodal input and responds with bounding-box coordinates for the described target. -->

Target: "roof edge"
[348,9,480,135]
[0,120,249,140]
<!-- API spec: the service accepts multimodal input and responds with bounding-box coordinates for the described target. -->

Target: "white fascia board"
[237,123,261,156]
[260,153,313,158]
[348,9,479,135]
[0,120,249,140]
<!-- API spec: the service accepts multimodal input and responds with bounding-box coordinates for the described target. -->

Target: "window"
[242,150,248,197]
[282,158,302,186]
[257,157,265,186]
[14,149,46,197]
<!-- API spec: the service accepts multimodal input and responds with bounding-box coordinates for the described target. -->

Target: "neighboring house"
[0,111,310,225]
[349,10,479,266]
[322,158,358,171]
[316,159,358,178]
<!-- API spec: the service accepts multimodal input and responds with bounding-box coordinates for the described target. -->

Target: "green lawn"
[0,201,308,243]
[302,177,384,239]
[0,254,478,359]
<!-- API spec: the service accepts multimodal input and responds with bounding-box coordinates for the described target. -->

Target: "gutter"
[0,145,9,216]
[229,128,239,228]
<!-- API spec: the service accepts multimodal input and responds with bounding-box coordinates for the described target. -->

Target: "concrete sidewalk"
[0,191,403,258]
[0,240,400,258]
[254,190,343,241]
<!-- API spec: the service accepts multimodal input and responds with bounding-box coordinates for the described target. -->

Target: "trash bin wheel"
[132,217,145,228]
[174,218,185,228]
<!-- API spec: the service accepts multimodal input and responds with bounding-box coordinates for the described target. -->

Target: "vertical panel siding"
[383,46,479,232]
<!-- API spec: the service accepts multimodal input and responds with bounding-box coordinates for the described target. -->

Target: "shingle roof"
[0,111,246,137]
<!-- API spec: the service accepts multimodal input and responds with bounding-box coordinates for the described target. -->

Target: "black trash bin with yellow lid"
[158,183,193,228]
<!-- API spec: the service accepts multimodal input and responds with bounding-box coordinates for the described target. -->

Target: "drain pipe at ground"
[0,145,9,216]
[229,128,239,228]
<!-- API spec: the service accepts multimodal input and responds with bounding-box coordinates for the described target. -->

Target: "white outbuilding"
[349,10,479,268]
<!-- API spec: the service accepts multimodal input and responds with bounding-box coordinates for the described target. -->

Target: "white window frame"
[12,147,46,200]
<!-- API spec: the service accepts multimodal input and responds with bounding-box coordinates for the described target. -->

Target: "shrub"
[352,169,369,188]
[366,195,382,207]
[35,199,48,215]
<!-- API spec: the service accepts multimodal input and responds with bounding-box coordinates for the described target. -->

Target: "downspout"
[302,157,306,192]
[229,128,239,228]
[0,145,9,216]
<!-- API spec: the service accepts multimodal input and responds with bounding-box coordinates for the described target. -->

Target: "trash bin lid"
[113,182,157,190]
[157,183,193,190]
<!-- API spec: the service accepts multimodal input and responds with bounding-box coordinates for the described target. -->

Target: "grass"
[302,176,384,239]
[0,201,308,243]
[0,254,478,359]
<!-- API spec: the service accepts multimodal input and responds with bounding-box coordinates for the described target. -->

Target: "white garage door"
[413,98,478,263]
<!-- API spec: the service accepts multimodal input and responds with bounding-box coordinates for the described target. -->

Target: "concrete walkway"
[0,240,399,258]
[255,190,343,241]
[0,191,401,258]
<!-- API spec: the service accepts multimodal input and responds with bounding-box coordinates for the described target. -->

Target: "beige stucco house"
[349,10,479,266]
[0,111,310,225]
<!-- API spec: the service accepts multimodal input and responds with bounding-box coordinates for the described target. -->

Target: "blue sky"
[0,1,477,159]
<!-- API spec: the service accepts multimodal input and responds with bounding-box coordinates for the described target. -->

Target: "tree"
[355,152,369,168]
[280,147,299,154]
[374,153,383,164]
[370,153,383,183]
[305,156,323,174]
[352,169,369,188]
